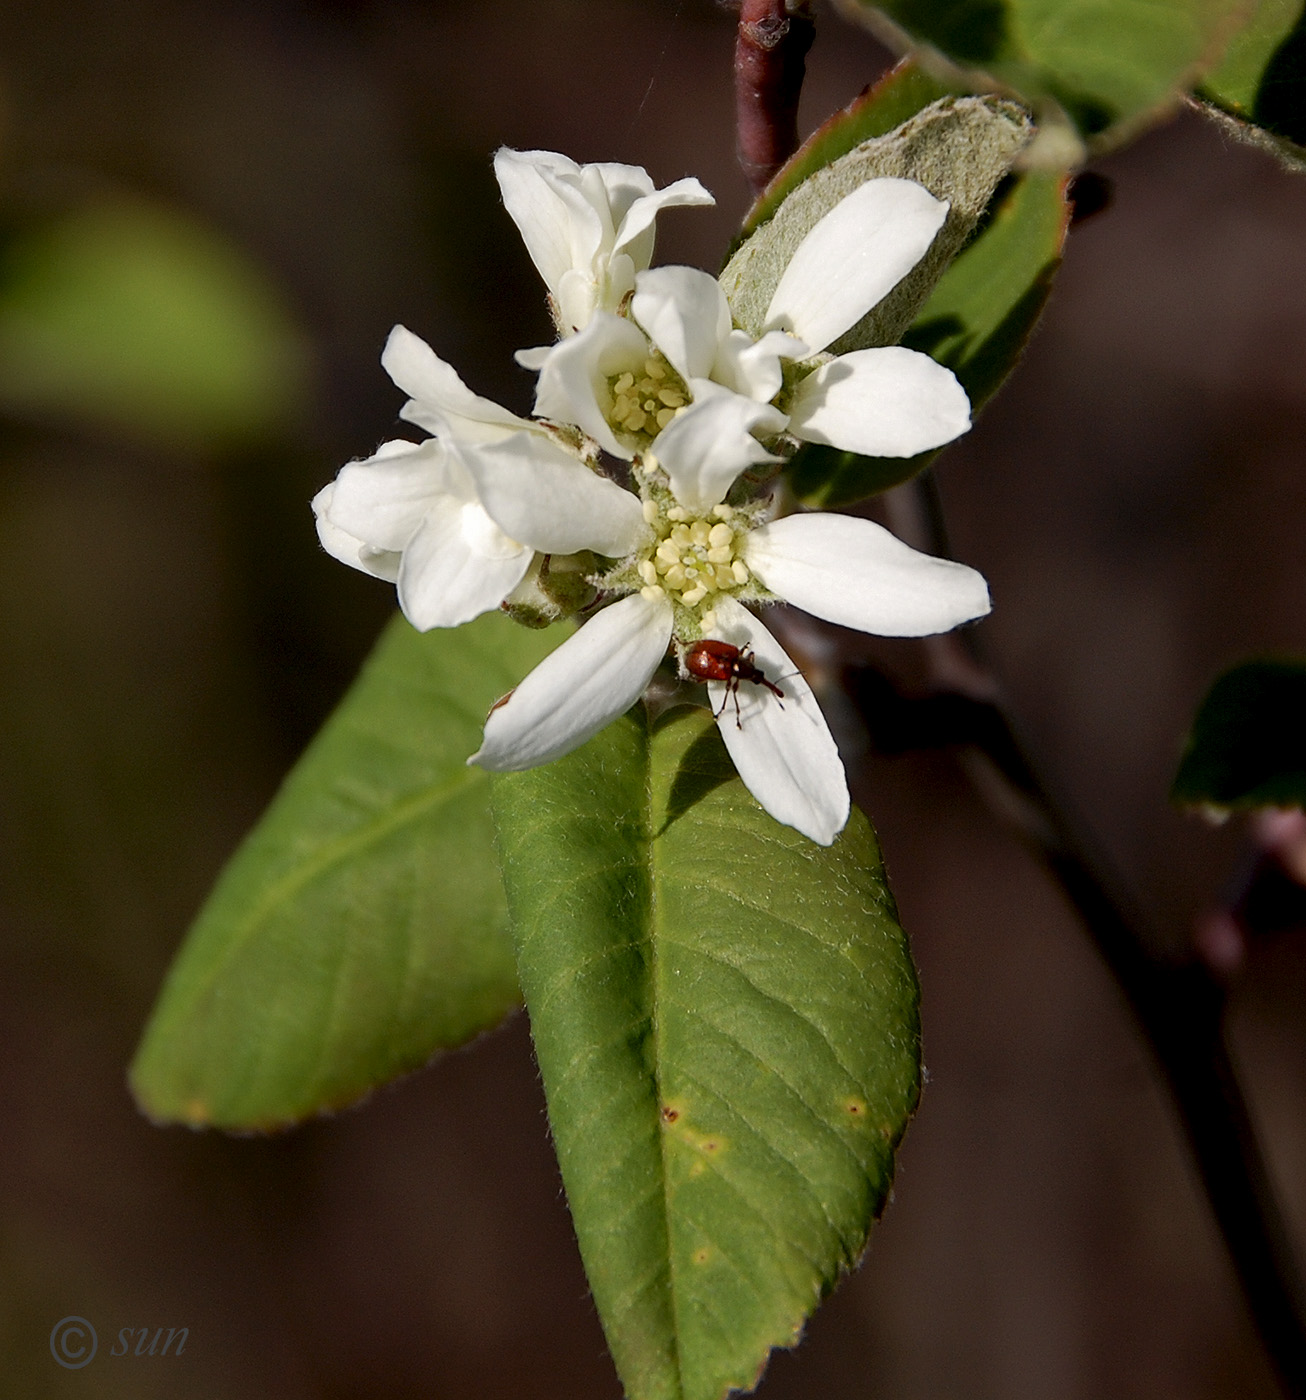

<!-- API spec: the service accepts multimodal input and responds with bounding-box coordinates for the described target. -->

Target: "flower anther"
[607,354,688,443]
[630,484,766,637]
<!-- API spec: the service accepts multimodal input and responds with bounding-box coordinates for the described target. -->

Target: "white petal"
[704,596,849,845]
[744,512,990,636]
[514,345,552,371]
[382,324,530,441]
[576,162,624,250]
[494,154,712,331]
[654,385,784,514]
[459,433,648,556]
[532,312,648,457]
[631,266,730,383]
[469,593,673,771]
[326,438,460,553]
[713,328,808,402]
[764,178,948,353]
[494,149,600,301]
[610,175,713,267]
[396,500,532,631]
[312,482,402,582]
[787,347,971,457]
[556,267,599,335]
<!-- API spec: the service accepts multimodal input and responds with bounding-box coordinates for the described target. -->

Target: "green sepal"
[131,611,560,1131]
[1172,658,1306,812]
[492,705,919,1400]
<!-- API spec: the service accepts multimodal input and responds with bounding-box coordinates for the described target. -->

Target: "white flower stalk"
[314,324,646,630]
[470,448,990,846]
[495,149,714,335]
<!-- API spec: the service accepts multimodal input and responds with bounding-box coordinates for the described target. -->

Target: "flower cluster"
[314,149,990,844]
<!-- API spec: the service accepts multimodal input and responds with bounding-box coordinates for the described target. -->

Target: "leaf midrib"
[647,713,687,1400]
[173,765,486,1006]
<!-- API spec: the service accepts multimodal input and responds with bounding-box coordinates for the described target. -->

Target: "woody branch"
[734,0,816,196]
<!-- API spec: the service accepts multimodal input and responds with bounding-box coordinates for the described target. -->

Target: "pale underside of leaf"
[719,95,1033,356]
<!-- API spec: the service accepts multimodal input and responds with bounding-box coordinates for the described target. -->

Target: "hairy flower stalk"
[314,149,990,843]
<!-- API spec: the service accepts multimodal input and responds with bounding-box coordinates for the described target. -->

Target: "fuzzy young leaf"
[492,705,919,1400]
[1172,658,1306,812]
[835,0,1248,147]
[132,612,559,1131]
[735,62,969,246]
[790,165,1070,506]
[720,93,1033,355]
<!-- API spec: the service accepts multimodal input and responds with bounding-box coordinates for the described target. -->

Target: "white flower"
[522,177,971,514]
[469,455,990,846]
[313,324,646,629]
[316,154,994,846]
[495,149,714,335]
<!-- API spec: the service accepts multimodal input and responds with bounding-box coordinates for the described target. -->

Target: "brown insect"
[684,639,786,727]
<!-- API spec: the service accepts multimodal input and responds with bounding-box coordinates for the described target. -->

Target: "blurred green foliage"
[0,198,310,450]
[1173,659,1306,811]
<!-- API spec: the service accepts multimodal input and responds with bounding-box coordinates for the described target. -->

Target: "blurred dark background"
[1,0,1304,1395]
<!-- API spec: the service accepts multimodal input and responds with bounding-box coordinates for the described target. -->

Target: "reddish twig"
[734,0,816,196]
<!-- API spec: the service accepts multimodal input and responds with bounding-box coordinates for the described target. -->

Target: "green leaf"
[734,61,968,246]
[720,90,1033,354]
[1197,0,1306,166]
[0,198,309,449]
[837,0,1247,145]
[790,165,1070,507]
[131,611,560,1131]
[493,706,919,1400]
[1172,658,1306,811]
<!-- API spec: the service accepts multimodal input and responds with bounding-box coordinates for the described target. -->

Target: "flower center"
[636,499,750,621]
[607,354,687,445]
